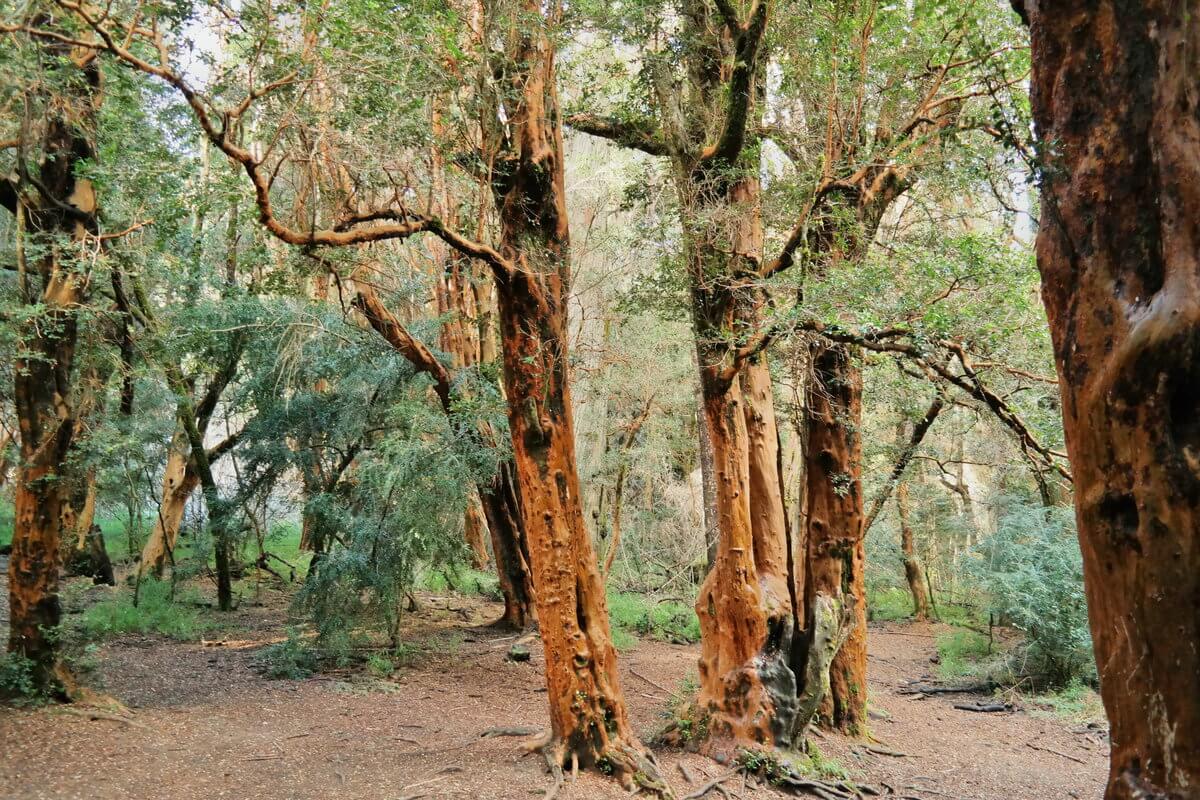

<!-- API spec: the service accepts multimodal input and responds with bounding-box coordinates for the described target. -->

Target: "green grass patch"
[79,579,210,641]
[607,592,700,649]
[417,566,501,599]
[867,586,915,622]
[935,629,993,679]
[1028,679,1106,724]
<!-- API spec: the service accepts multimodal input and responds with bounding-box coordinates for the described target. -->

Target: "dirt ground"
[0,574,1107,800]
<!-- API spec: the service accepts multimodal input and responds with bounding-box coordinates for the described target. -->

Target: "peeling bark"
[804,343,867,734]
[1026,4,1200,796]
[485,3,663,787]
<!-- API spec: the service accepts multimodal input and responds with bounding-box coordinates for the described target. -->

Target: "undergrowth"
[0,653,44,705]
[608,592,700,651]
[79,579,210,641]
[1027,679,1106,724]
[935,629,994,680]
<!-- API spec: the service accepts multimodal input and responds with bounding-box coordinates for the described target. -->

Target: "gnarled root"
[536,736,675,798]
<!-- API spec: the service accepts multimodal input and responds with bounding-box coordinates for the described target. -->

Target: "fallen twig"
[57,707,155,732]
[1026,741,1086,764]
[629,666,675,696]
[897,682,992,696]
[953,702,1010,713]
[479,725,541,738]
[678,762,699,784]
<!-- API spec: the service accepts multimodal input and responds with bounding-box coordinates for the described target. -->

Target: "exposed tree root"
[535,737,674,798]
[681,770,738,799]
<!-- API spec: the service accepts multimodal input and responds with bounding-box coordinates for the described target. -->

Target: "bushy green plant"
[866,586,914,622]
[253,628,318,680]
[935,629,993,679]
[968,499,1095,686]
[0,653,43,705]
[608,592,700,646]
[80,580,208,641]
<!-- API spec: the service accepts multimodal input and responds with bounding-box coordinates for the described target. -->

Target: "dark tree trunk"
[479,464,536,629]
[6,41,101,695]
[1026,4,1200,796]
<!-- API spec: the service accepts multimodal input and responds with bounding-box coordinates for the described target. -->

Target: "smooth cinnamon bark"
[1025,3,1200,796]
[140,429,196,578]
[805,342,867,734]
[485,3,662,786]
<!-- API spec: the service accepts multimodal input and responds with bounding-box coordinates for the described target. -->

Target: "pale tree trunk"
[895,482,930,622]
[139,429,198,579]
[1024,3,1200,796]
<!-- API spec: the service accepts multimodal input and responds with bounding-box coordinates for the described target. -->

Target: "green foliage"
[935,630,993,680]
[253,628,318,680]
[866,586,915,622]
[968,500,1095,686]
[737,744,849,784]
[0,653,44,706]
[1028,679,1105,724]
[365,652,395,678]
[80,580,208,641]
[418,567,501,600]
[607,592,700,647]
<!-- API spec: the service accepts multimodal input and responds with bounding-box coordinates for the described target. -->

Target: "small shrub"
[365,652,394,677]
[608,592,700,647]
[935,629,993,679]
[867,586,914,622]
[969,500,1095,686]
[1029,679,1106,723]
[253,628,317,680]
[80,580,207,641]
[0,653,43,705]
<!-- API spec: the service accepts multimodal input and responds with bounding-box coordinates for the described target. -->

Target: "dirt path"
[0,590,1106,800]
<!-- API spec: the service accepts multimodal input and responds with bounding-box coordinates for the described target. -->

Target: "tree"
[28,0,669,789]
[1,24,102,693]
[1021,2,1200,796]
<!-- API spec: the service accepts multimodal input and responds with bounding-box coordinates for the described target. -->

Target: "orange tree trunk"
[486,4,664,788]
[804,342,867,734]
[478,464,536,629]
[1024,3,1200,796]
[5,40,101,694]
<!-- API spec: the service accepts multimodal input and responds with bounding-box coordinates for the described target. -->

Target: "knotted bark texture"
[1026,3,1200,797]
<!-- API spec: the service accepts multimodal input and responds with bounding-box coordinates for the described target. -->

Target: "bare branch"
[22,2,516,282]
[565,112,670,157]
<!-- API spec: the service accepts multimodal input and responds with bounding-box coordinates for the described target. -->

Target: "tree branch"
[23,2,516,282]
[863,395,944,534]
[565,113,670,157]
[699,0,769,165]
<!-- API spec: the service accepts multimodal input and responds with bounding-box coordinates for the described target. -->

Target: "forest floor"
[0,565,1108,800]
